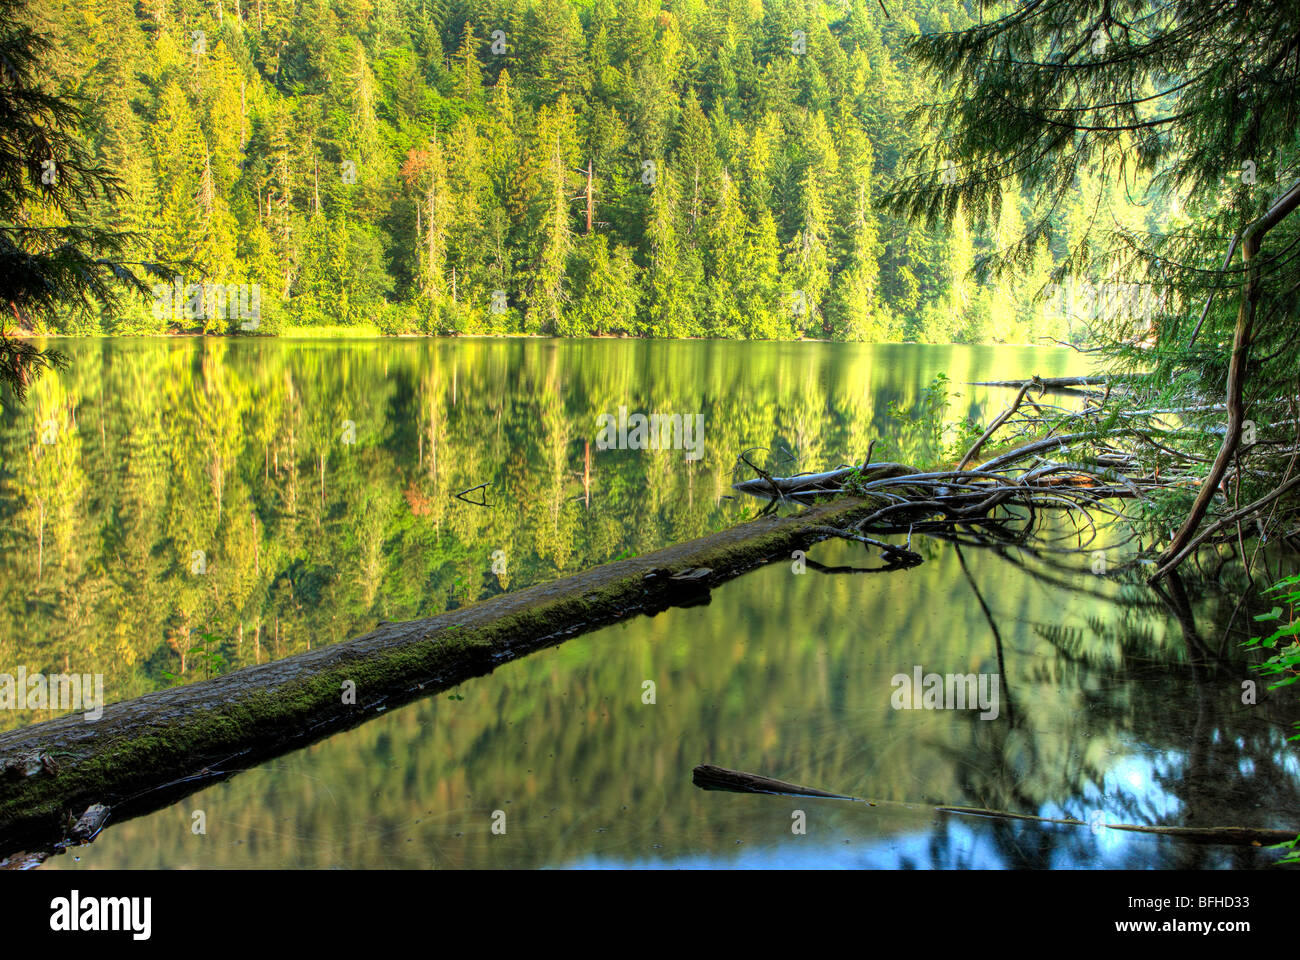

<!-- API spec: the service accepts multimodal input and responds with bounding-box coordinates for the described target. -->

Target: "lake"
[2,338,1295,868]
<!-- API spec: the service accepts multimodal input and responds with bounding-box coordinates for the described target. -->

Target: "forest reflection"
[6,338,1295,869]
[39,528,1299,869]
[0,337,1077,727]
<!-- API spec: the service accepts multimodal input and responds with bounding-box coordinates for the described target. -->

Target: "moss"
[0,495,887,851]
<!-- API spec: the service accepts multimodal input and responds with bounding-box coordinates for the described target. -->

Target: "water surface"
[2,338,1294,868]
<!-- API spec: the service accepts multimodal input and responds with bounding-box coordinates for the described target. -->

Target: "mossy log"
[0,496,895,858]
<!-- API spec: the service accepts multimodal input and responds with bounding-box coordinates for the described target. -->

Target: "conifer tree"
[0,0,161,399]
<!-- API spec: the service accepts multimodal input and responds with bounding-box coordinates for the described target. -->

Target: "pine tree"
[0,0,160,397]
[524,96,578,333]
[826,111,884,341]
[151,78,206,270]
[643,164,693,337]
[454,21,483,108]
[783,110,836,335]
[882,0,1300,575]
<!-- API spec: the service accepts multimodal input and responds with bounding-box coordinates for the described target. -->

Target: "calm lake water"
[3,338,1296,868]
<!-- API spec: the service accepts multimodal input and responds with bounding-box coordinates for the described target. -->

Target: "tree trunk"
[1153,180,1300,580]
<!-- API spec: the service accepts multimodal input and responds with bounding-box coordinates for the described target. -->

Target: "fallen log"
[691,764,1297,846]
[1105,823,1300,845]
[731,462,916,500]
[0,495,908,859]
[970,376,1107,389]
[693,764,1083,826]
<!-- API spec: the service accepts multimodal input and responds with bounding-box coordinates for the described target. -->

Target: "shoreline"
[6,329,1075,349]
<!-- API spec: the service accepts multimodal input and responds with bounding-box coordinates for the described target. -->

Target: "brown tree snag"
[1155,472,1300,575]
[1104,823,1299,845]
[692,764,864,801]
[956,378,1045,471]
[1153,178,1300,582]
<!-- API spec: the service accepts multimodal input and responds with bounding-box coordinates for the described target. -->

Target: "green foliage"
[882,0,1300,545]
[1247,578,1300,700]
[0,0,165,402]
[871,372,978,469]
[161,630,226,685]
[887,372,949,465]
[17,0,1123,345]
[1246,573,1300,861]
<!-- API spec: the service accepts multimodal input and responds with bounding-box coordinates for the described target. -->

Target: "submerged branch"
[732,427,1162,551]
[692,765,1298,846]
[730,369,1299,577]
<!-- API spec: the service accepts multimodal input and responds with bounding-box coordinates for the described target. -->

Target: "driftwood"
[727,413,1178,561]
[956,379,1045,471]
[1105,824,1300,844]
[454,482,492,506]
[692,764,863,801]
[727,370,1245,564]
[732,432,1158,555]
[731,462,917,500]
[692,765,1298,847]
[69,803,110,843]
[970,376,1107,389]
